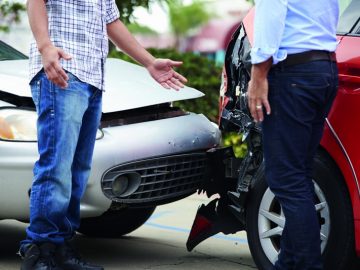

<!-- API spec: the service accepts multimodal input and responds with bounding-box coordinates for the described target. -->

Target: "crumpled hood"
[0,58,204,113]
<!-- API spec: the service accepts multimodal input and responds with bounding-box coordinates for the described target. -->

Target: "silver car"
[0,41,221,237]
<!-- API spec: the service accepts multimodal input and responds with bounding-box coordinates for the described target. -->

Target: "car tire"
[245,150,355,270]
[78,206,156,238]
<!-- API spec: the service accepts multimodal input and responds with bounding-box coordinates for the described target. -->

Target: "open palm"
[147,58,188,91]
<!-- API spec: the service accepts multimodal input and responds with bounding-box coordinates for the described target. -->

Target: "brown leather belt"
[277,50,337,67]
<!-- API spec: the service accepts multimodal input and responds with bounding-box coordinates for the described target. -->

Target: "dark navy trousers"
[262,59,338,270]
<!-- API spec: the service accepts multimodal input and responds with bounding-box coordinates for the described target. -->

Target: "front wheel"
[78,206,156,238]
[245,151,355,270]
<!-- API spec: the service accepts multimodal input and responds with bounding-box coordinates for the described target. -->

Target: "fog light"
[112,175,129,197]
[111,172,142,198]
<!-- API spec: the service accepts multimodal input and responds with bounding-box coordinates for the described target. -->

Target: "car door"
[321,0,360,257]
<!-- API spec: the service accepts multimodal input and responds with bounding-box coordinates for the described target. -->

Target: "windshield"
[340,0,353,14]
[338,0,360,34]
[0,41,28,61]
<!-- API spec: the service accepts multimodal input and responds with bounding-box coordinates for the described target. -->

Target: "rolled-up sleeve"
[106,0,120,24]
[251,0,288,64]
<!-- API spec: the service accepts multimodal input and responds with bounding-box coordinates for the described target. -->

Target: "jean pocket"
[65,71,83,83]
[291,82,330,90]
[287,75,333,120]
[289,74,330,90]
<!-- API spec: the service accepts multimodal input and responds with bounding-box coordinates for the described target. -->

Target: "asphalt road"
[0,194,257,270]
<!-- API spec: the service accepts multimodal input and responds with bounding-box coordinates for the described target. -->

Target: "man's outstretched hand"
[147,59,188,91]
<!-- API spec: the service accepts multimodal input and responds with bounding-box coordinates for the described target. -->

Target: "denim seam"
[41,81,56,220]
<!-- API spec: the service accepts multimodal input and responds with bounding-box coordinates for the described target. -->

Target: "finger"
[161,82,171,89]
[166,80,181,91]
[263,99,271,116]
[54,65,69,88]
[174,71,188,83]
[53,62,69,82]
[248,97,257,122]
[58,48,72,61]
[168,60,183,67]
[171,77,185,88]
[44,66,58,83]
[256,103,264,122]
[47,66,67,88]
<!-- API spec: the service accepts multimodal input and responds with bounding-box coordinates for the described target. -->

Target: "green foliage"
[0,1,26,32]
[115,0,168,24]
[168,0,211,37]
[109,48,222,122]
[222,132,247,158]
[126,22,158,35]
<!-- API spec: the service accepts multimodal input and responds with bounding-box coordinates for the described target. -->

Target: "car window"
[0,41,28,61]
[337,0,360,34]
[355,20,360,34]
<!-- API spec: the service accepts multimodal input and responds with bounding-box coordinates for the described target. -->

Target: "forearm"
[26,0,52,53]
[107,20,155,67]
[251,58,273,80]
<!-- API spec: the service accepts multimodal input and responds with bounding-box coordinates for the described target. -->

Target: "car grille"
[101,152,208,205]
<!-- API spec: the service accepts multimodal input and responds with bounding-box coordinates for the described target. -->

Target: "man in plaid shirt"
[20,1,187,269]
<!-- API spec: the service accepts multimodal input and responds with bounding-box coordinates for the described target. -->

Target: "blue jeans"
[262,60,338,270]
[21,71,102,247]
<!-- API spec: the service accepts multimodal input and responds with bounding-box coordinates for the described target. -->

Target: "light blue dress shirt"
[251,0,339,65]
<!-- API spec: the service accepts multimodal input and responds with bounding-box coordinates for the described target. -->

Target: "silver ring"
[256,105,262,110]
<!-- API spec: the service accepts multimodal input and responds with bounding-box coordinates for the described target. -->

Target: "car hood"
[0,58,204,113]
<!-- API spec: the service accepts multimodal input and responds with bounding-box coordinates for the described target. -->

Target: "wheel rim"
[257,181,330,264]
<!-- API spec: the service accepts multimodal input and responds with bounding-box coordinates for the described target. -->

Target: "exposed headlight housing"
[0,108,103,142]
[0,108,37,141]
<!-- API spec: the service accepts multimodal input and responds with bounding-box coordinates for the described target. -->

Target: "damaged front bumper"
[186,128,263,251]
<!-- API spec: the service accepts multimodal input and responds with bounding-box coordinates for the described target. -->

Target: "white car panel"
[0,59,204,113]
[0,113,221,219]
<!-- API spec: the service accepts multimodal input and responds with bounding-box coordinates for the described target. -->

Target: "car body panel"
[357,220,360,255]
[323,35,360,256]
[0,113,221,220]
[0,58,204,113]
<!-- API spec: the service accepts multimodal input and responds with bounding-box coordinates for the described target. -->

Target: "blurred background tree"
[168,0,211,48]
[0,1,26,32]
[115,0,168,24]
[126,22,158,35]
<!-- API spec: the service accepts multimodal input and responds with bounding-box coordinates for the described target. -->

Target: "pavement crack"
[192,249,257,269]
[144,261,186,270]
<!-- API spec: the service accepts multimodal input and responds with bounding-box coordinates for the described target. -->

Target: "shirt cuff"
[250,47,287,65]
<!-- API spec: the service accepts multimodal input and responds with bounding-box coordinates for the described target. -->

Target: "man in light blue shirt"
[247,0,339,269]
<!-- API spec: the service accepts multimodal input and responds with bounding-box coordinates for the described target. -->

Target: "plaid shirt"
[29,0,120,90]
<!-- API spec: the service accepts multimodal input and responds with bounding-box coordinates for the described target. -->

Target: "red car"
[187,1,360,270]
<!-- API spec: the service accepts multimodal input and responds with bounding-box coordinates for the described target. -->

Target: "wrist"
[143,55,156,69]
[251,58,273,80]
[38,41,53,54]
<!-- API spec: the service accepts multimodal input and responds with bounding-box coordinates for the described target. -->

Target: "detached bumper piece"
[186,198,244,251]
